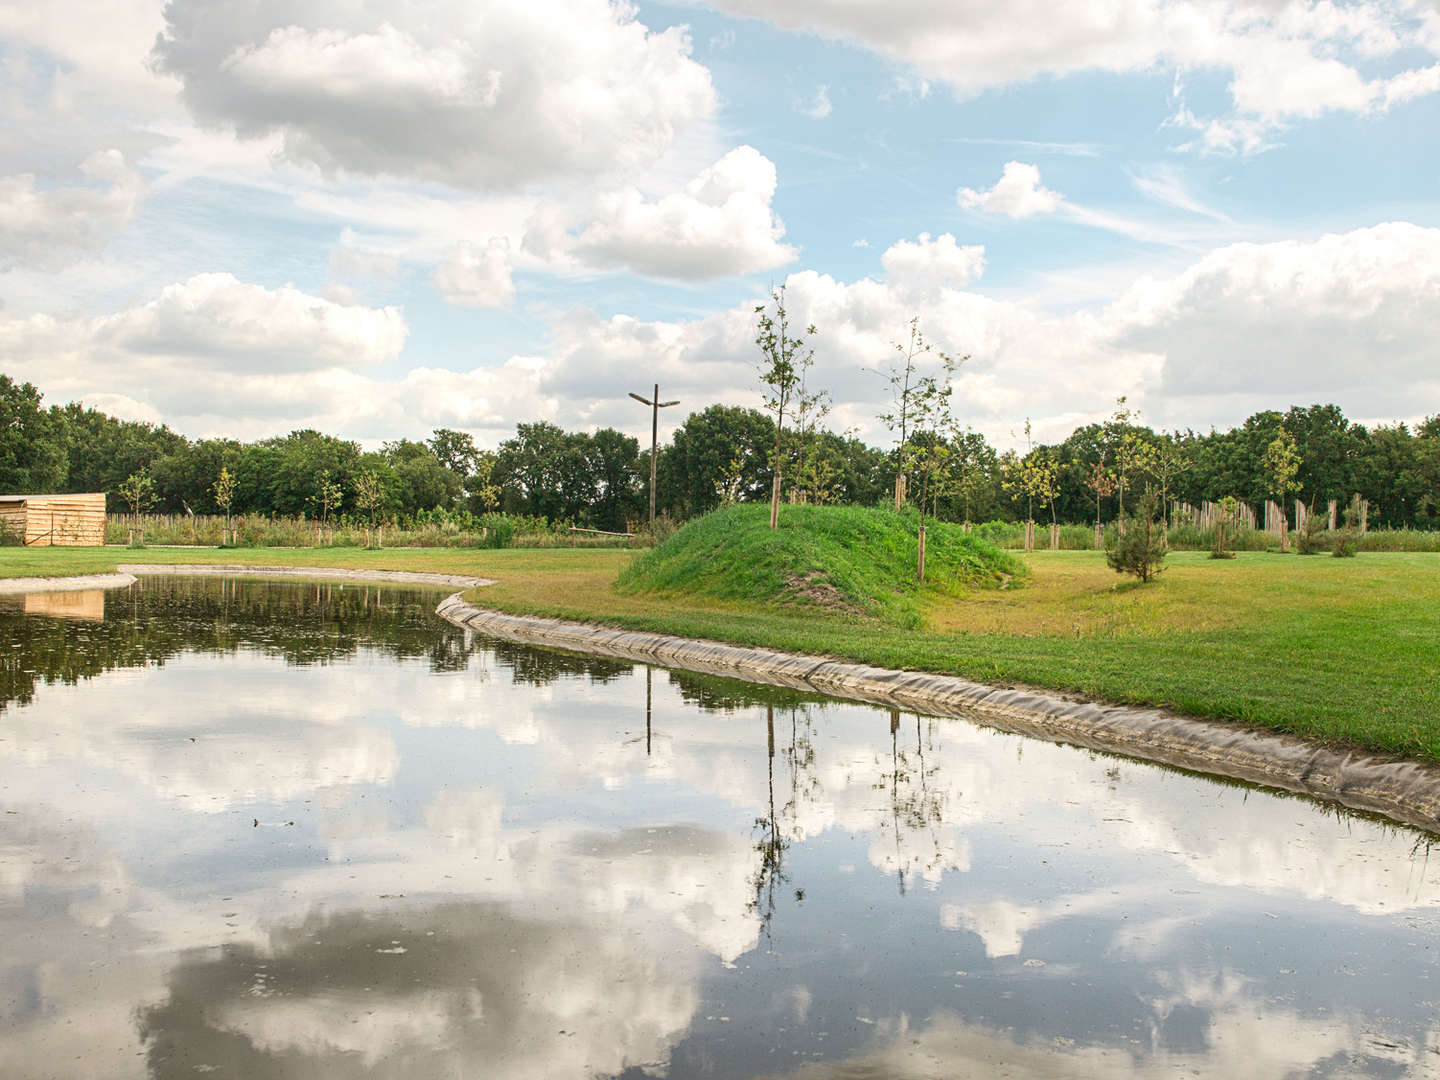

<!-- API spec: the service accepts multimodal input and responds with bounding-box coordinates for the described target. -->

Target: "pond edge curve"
[436,593,1440,836]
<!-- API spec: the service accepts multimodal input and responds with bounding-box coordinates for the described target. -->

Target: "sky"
[1,0,1439,452]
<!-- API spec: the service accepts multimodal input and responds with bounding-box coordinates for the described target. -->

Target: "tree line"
[2,372,1438,531]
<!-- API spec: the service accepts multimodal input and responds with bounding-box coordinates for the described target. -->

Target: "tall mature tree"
[1282,403,1359,505]
[658,405,775,517]
[57,401,186,504]
[384,438,463,514]
[492,421,585,520]
[945,428,999,524]
[0,376,68,492]
[427,428,480,477]
[240,430,360,516]
[586,427,641,532]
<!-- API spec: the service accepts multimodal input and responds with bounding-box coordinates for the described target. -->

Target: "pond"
[2,576,1438,1079]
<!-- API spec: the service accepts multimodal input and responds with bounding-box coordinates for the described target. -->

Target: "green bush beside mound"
[617,503,1026,628]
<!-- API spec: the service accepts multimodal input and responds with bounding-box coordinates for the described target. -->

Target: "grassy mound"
[617,503,1025,628]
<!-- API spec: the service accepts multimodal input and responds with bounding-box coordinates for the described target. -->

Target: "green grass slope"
[617,503,1025,627]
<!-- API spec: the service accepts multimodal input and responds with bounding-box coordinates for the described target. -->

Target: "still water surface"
[2,577,1439,1078]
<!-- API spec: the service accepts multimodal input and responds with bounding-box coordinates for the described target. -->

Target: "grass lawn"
[3,543,1438,762]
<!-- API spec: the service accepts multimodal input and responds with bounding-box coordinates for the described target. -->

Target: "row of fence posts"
[1242,495,1367,540]
[1013,493,1373,552]
[1019,520,1065,552]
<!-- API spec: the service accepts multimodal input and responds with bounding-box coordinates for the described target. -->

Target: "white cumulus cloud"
[1109,222,1440,422]
[150,0,716,190]
[96,273,407,372]
[957,161,1061,219]
[530,145,797,280]
[708,0,1440,149]
[0,150,146,271]
[434,239,516,308]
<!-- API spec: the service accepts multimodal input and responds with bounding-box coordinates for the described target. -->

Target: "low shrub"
[1105,495,1168,582]
[1296,511,1331,555]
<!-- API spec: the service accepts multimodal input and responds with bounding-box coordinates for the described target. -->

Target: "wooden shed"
[0,493,107,546]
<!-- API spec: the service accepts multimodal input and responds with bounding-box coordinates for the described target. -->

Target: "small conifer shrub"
[1106,493,1168,582]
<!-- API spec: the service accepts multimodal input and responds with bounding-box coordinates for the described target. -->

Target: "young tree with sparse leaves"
[755,284,817,531]
[353,470,385,547]
[311,469,343,523]
[901,355,958,579]
[118,469,156,517]
[211,466,235,528]
[876,317,941,510]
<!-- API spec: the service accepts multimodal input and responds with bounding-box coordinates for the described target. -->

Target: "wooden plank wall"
[0,502,25,542]
[1,493,108,546]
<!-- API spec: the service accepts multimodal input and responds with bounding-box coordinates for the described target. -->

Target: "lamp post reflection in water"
[624,665,660,756]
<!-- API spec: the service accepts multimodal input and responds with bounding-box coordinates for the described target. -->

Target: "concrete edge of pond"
[117,563,496,589]
[436,594,1440,836]
[0,572,137,594]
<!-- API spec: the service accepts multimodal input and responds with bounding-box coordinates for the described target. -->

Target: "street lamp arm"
[628,392,653,406]
[658,400,680,408]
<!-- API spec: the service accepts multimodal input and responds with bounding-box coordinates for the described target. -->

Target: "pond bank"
[437,594,1440,835]
[0,572,136,594]
[117,563,495,589]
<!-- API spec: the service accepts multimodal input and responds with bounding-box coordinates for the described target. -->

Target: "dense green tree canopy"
[1,371,1437,530]
[0,376,68,493]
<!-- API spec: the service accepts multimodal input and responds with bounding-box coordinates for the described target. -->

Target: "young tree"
[118,468,156,544]
[1102,397,1149,526]
[1029,450,1062,535]
[1001,440,1059,551]
[464,450,502,514]
[900,357,957,579]
[353,470,385,546]
[1085,457,1117,533]
[1210,495,1240,559]
[875,317,936,509]
[755,284,817,531]
[312,468,343,523]
[1113,431,1158,535]
[210,466,236,528]
[788,362,833,506]
[1262,431,1302,551]
[1152,433,1191,528]
[118,469,156,516]
[715,455,749,506]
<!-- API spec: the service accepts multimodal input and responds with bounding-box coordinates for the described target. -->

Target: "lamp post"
[629,383,679,525]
